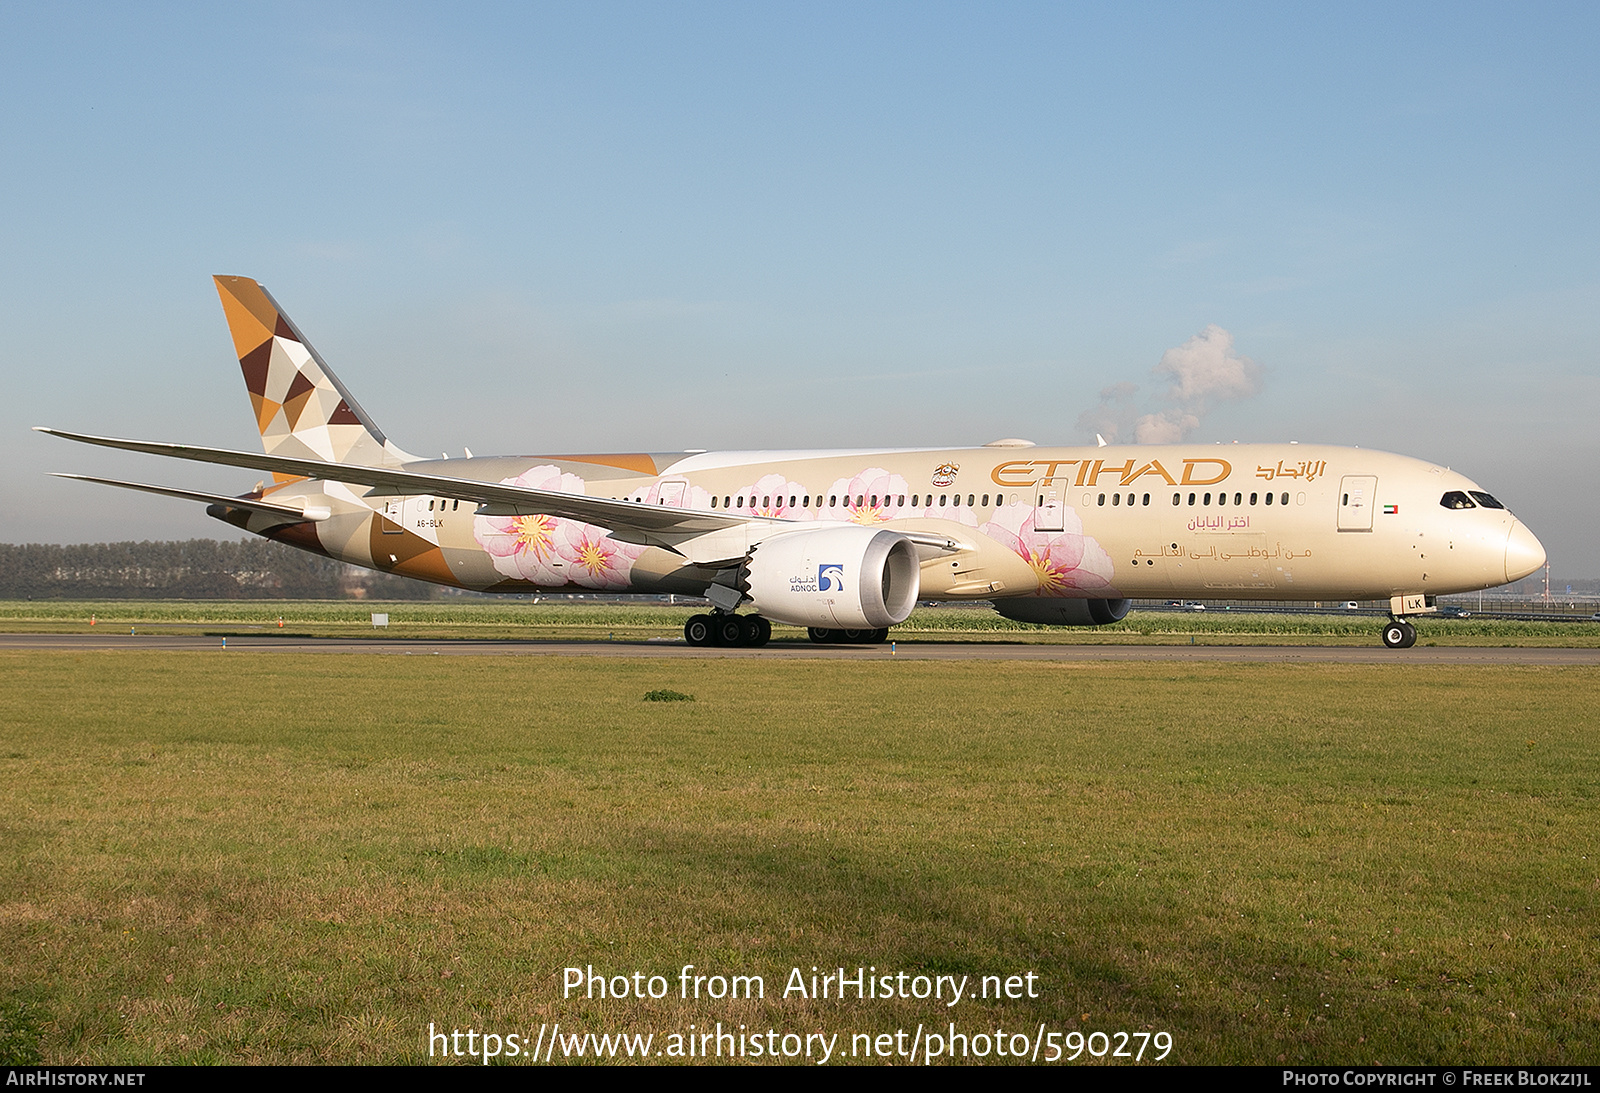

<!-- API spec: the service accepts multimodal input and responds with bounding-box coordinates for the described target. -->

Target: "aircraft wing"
[51,473,332,522]
[36,427,796,561]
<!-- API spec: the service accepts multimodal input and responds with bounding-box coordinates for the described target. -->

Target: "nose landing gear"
[1381,619,1417,649]
[684,613,771,647]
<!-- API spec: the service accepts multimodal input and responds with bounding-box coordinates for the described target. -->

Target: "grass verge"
[1,600,1597,646]
[2,652,1596,1064]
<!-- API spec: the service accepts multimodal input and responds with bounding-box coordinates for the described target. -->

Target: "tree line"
[0,540,439,600]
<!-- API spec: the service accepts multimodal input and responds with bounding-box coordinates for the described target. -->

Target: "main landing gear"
[684,613,771,648]
[808,627,889,645]
[1381,619,1417,649]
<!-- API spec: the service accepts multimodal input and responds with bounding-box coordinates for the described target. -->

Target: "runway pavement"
[2,632,1597,665]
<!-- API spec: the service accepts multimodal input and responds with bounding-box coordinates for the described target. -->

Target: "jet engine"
[741,526,921,629]
[993,597,1131,626]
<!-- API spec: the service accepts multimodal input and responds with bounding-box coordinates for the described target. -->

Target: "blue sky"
[3,3,1596,576]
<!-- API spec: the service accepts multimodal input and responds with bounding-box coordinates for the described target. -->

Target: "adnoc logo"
[818,564,845,592]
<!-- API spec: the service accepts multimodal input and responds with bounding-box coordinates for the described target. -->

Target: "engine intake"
[742,526,921,629]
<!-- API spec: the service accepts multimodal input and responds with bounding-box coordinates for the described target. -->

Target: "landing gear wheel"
[840,628,867,643]
[1381,620,1417,649]
[739,616,771,647]
[714,615,745,646]
[809,627,836,644]
[869,628,889,644]
[684,614,712,646]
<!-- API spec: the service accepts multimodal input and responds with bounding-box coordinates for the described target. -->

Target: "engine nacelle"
[993,597,1131,626]
[742,526,921,629]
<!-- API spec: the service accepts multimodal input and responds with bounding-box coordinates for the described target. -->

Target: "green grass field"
[2,599,1598,646]
[1,651,1596,1065]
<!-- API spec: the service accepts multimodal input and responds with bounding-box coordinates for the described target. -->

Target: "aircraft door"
[379,497,403,534]
[1034,490,1065,532]
[657,480,687,507]
[1337,476,1377,531]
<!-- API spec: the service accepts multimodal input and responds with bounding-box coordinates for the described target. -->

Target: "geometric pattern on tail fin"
[213,276,416,470]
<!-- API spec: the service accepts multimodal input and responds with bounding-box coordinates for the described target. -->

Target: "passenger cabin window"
[1440,491,1476,510]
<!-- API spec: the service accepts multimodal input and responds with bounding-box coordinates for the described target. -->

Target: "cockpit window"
[1439,491,1476,510]
[1469,491,1506,510]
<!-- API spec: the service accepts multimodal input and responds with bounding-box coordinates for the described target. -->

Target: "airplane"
[39,276,1547,650]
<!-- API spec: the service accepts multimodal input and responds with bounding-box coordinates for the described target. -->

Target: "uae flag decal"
[1383,504,1400,514]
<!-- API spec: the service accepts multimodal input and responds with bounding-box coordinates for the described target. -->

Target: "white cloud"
[1080,324,1262,444]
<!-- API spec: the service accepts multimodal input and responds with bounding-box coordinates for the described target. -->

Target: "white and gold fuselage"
[237,440,1540,606]
[42,276,1545,643]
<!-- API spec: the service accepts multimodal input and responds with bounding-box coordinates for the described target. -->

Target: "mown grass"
[2,600,1597,646]
[1,652,1596,1064]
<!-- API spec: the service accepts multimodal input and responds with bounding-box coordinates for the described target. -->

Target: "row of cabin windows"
[1162,491,1288,507]
[415,490,1304,515]
[418,491,1293,512]
[674,489,1297,511]
[701,492,1015,510]
[1083,491,1291,507]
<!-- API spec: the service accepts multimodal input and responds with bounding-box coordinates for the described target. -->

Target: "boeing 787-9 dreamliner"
[39,276,1547,649]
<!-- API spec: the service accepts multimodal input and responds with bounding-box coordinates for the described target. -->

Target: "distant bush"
[0,540,435,600]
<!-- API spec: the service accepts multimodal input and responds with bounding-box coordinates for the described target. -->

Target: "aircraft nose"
[1505,520,1546,583]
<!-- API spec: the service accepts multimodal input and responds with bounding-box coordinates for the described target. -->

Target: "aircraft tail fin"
[213,276,416,468]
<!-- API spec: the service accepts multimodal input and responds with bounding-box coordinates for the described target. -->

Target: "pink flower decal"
[474,465,645,589]
[625,479,715,510]
[729,474,813,519]
[559,524,637,590]
[980,503,1116,596]
[822,468,914,524]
